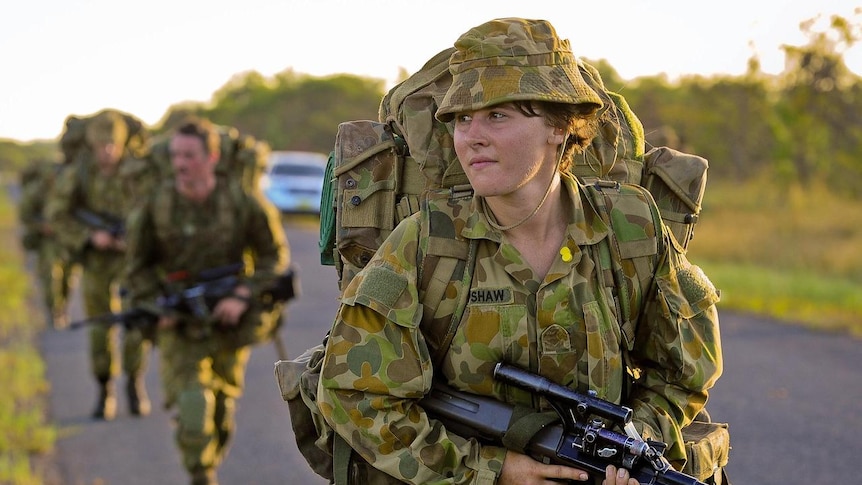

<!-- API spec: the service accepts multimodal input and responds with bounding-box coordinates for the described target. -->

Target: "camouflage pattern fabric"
[124,177,290,347]
[435,18,604,122]
[318,173,722,484]
[61,109,151,165]
[123,178,289,475]
[641,147,709,248]
[17,160,75,327]
[44,150,156,379]
[325,20,651,289]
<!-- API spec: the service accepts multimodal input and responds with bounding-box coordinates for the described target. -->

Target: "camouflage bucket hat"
[85,110,129,146]
[436,18,603,122]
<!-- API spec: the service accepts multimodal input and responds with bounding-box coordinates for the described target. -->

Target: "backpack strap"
[582,179,662,397]
[151,177,250,259]
[417,185,478,369]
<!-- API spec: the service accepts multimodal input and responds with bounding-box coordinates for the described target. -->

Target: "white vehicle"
[260,151,328,214]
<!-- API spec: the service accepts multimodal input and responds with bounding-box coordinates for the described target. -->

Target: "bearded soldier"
[123,117,289,485]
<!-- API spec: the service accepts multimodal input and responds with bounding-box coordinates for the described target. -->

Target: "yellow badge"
[559,246,573,262]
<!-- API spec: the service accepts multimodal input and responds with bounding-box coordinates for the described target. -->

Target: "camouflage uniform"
[18,159,75,328]
[44,110,158,419]
[123,176,289,480]
[318,18,722,484]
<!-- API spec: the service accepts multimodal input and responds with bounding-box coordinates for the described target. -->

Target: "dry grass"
[687,178,862,335]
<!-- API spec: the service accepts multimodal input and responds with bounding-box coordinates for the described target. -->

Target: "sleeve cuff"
[472,445,506,485]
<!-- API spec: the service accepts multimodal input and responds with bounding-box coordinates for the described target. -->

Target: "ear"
[547,128,566,146]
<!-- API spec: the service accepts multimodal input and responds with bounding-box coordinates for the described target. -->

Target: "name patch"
[469,287,513,305]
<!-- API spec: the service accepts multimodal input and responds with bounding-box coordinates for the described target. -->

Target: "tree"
[776,12,862,192]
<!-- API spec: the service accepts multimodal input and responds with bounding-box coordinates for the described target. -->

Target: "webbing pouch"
[274,343,336,481]
[680,419,731,483]
[332,120,405,290]
[642,146,709,249]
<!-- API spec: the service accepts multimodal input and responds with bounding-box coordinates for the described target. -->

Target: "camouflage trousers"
[158,328,252,474]
[33,238,75,324]
[81,251,150,380]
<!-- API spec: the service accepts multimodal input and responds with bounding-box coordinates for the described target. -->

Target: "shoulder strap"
[583,179,662,398]
[585,180,662,330]
[72,157,91,207]
[152,180,174,239]
[416,186,477,369]
[225,177,252,258]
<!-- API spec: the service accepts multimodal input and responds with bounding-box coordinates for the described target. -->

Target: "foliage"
[688,178,862,336]
[0,192,56,484]
[0,140,60,175]
[0,13,860,194]
[158,69,385,154]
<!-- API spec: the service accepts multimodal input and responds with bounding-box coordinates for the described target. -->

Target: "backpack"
[280,50,727,484]
[59,109,150,165]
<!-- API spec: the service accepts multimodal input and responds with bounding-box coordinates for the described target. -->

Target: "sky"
[2,0,860,142]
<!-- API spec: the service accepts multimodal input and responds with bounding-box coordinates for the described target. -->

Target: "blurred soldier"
[18,158,76,329]
[124,117,289,485]
[45,109,158,421]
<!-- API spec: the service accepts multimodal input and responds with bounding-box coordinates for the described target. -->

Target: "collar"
[461,172,610,246]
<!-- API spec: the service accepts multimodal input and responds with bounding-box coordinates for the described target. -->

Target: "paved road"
[38,217,861,485]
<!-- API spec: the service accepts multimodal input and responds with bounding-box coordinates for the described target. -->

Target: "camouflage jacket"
[44,153,157,261]
[18,160,63,248]
[318,173,722,484]
[122,178,289,320]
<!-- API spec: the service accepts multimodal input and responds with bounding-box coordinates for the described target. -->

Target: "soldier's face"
[453,102,560,198]
[91,141,124,167]
[169,134,217,184]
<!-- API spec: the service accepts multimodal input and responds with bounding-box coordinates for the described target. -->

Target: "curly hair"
[511,100,599,172]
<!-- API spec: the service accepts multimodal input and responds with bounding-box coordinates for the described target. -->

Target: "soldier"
[18,158,76,329]
[123,117,289,485]
[317,18,723,485]
[45,109,157,421]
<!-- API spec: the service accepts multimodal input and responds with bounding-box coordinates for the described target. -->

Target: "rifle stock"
[420,367,706,485]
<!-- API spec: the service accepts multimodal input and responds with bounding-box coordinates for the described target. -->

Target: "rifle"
[68,308,157,330]
[74,208,125,237]
[420,363,706,485]
[69,263,299,329]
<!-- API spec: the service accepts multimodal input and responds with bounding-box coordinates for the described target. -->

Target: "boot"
[127,374,151,416]
[190,467,218,485]
[92,377,117,421]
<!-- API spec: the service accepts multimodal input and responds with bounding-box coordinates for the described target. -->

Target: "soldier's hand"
[602,465,639,485]
[213,286,251,326]
[499,450,589,484]
[158,315,178,329]
[89,230,115,250]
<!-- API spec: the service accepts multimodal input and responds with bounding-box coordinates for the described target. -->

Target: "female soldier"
[318,17,722,485]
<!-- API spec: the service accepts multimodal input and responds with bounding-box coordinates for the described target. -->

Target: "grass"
[0,188,56,484]
[687,178,862,336]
